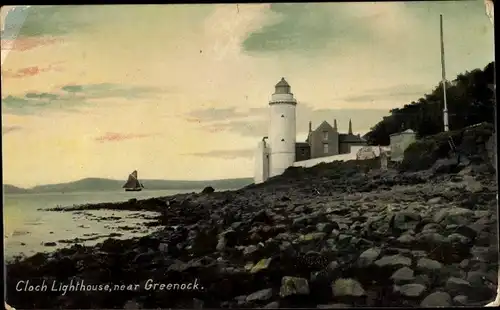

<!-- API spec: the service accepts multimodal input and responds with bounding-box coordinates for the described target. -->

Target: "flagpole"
[440,14,450,132]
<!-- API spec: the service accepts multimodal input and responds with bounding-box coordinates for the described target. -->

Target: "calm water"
[3,189,200,261]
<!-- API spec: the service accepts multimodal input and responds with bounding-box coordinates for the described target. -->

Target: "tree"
[364,62,495,146]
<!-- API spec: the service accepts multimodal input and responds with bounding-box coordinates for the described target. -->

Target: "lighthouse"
[268,77,297,178]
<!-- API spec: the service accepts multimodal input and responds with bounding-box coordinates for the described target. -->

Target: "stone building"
[300,119,366,160]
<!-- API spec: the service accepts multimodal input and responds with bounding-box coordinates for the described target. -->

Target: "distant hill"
[3,184,31,194]
[3,177,253,194]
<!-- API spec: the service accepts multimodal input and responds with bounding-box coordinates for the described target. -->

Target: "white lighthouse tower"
[268,77,297,178]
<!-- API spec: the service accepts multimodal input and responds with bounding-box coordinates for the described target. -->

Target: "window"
[323,143,329,154]
[323,131,328,140]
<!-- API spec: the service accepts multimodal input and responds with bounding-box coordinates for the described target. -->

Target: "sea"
[3,189,202,262]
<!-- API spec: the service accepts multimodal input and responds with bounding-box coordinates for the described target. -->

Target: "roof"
[312,120,334,132]
[275,77,290,88]
[339,133,365,143]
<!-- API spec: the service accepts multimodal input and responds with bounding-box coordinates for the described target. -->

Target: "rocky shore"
[6,126,499,309]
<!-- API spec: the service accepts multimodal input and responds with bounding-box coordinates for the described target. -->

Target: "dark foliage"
[364,62,495,145]
[400,122,494,172]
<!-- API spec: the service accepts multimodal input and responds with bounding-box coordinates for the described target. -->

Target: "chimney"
[333,119,338,131]
[308,121,312,133]
[348,119,353,135]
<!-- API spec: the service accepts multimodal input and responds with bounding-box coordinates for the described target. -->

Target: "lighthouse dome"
[274,77,291,94]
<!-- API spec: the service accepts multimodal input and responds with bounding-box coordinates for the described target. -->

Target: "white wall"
[356,145,391,159]
[269,98,296,177]
[390,132,416,162]
[253,140,270,184]
[293,145,364,168]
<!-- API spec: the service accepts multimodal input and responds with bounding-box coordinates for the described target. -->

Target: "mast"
[440,14,449,132]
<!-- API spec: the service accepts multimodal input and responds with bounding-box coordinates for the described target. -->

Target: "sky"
[1,1,495,187]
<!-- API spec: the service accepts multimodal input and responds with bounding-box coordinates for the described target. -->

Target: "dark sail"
[123,170,143,189]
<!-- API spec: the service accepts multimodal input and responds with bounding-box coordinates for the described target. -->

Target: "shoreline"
[5,158,499,308]
[4,189,219,261]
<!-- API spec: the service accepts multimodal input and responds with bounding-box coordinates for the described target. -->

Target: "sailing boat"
[123,170,144,192]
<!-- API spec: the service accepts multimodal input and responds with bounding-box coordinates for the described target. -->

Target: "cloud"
[2,83,164,115]
[240,3,395,54]
[343,84,430,104]
[185,106,268,136]
[202,119,268,137]
[186,107,266,123]
[2,6,88,39]
[1,94,79,115]
[2,62,63,78]
[2,126,22,135]
[241,1,491,56]
[184,148,254,159]
[60,83,164,100]
[94,132,156,143]
[188,103,390,138]
[1,6,31,37]
[0,37,61,53]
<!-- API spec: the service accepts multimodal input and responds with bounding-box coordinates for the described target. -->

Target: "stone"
[454,225,478,240]
[316,223,335,233]
[420,291,452,307]
[396,234,415,244]
[201,186,215,194]
[432,158,459,174]
[416,232,448,244]
[453,295,468,306]
[417,258,442,273]
[327,261,340,272]
[216,237,227,251]
[421,223,441,233]
[390,211,421,231]
[299,232,326,242]
[395,283,426,298]
[357,247,381,267]
[433,208,474,226]
[390,267,415,284]
[445,277,471,296]
[246,288,273,302]
[332,278,366,297]
[243,245,258,257]
[447,233,470,245]
[459,259,470,270]
[280,276,309,298]
[250,258,272,274]
[262,301,279,308]
[464,178,483,193]
[158,243,168,253]
[466,270,491,286]
[427,197,442,204]
[123,299,143,309]
[374,254,412,268]
[414,274,432,287]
